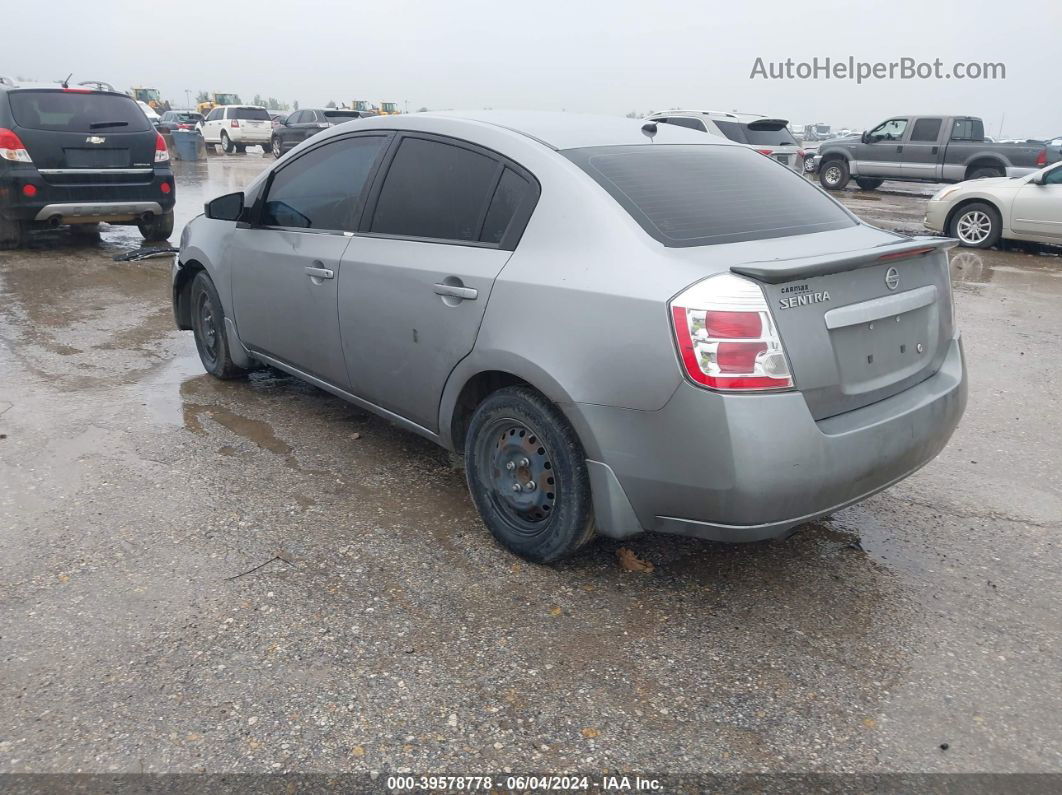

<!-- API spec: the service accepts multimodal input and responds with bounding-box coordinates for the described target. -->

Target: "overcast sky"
[8,0,1058,137]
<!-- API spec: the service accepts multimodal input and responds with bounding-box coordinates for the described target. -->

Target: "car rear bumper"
[568,336,967,542]
[230,130,271,144]
[0,166,175,223]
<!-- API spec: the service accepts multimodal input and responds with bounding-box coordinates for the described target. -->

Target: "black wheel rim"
[477,418,558,535]
[195,290,220,368]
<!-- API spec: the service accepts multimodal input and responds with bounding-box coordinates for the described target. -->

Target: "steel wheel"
[956,210,992,245]
[194,289,220,370]
[272,137,282,158]
[478,418,558,534]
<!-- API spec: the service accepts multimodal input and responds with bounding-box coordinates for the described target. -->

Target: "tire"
[0,216,25,250]
[855,177,884,191]
[271,137,282,158]
[818,158,850,190]
[968,166,1004,180]
[464,386,596,563]
[948,202,1002,249]
[138,211,175,242]
[189,271,247,379]
[220,131,234,154]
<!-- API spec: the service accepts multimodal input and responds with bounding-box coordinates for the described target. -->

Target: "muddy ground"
[1,155,1060,775]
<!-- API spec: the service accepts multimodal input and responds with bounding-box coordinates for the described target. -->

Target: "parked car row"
[646,110,805,172]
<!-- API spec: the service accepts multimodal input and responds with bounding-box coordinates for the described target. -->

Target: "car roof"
[648,109,773,124]
[382,110,732,150]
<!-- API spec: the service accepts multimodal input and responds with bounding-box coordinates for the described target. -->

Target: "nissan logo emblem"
[884,267,900,290]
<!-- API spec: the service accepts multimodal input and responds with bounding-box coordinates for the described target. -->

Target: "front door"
[858,117,908,176]
[230,133,391,387]
[1011,165,1062,240]
[339,134,536,431]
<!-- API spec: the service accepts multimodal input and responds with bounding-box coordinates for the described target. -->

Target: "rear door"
[7,89,156,172]
[338,133,537,430]
[230,133,391,387]
[1011,165,1062,240]
[901,117,944,179]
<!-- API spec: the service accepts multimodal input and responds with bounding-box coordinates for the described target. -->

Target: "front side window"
[565,144,856,247]
[261,136,387,231]
[206,109,221,122]
[370,137,499,242]
[1044,166,1062,185]
[869,118,908,141]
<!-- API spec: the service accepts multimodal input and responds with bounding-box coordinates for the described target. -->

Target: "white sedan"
[924,162,1062,248]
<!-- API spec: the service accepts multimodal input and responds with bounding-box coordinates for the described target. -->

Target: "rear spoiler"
[730,237,956,284]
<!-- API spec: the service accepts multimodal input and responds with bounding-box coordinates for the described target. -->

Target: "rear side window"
[371,137,499,242]
[231,107,269,121]
[480,168,533,244]
[261,136,387,231]
[663,117,707,132]
[715,120,798,146]
[8,90,150,132]
[324,111,361,123]
[911,118,943,142]
[951,118,985,141]
[564,144,856,247]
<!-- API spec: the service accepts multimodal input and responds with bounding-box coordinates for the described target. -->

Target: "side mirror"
[205,191,245,221]
[861,131,870,144]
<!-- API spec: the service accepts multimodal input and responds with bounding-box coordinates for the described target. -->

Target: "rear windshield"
[564,144,856,247]
[323,110,361,122]
[8,90,150,132]
[714,120,799,147]
[176,112,202,122]
[231,107,270,120]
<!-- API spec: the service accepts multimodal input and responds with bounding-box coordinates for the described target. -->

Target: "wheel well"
[964,159,1005,179]
[173,260,205,330]
[944,198,1000,234]
[818,153,845,166]
[450,371,532,454]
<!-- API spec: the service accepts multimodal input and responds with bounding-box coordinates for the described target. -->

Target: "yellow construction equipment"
[196,92,242,115]
[378,101,401,116]
[130,87,169,111]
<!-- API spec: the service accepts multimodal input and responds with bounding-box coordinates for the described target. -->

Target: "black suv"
[0,83,175,249]
[270,108,366,158]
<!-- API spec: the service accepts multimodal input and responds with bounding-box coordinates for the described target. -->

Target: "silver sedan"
[173,112,966,562]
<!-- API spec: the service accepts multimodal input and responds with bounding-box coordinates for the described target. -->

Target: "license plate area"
[829,303,939,396]
[63,148,131,168]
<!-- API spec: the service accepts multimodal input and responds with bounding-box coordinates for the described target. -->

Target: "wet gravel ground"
[1,155,1060,775]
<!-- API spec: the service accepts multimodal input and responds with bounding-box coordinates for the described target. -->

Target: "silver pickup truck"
[816,115,1048,191]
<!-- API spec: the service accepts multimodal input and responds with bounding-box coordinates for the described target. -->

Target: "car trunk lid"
[732,237,956,420]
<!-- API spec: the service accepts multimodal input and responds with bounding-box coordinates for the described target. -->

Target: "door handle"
[305,266,334,280]
[433,282,478,300]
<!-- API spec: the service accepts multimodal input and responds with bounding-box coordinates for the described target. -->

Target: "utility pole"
[185,89,191,110]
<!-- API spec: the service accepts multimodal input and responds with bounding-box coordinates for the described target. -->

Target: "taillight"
[22,183,37,197]
[230,119,240,128]
[0,128,33,163]
[154,131,169,163]
[160,181,171,195]
[1036,148,1047,167]
[670,273,792,391]
[754,148,772,156]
